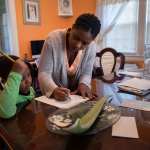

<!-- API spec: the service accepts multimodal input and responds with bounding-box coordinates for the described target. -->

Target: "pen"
[0,49,15,63]
[65,95,71,101]
[107,95,113,103]
[0,77,4,89]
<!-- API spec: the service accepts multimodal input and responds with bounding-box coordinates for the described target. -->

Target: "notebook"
[35,95,89,109]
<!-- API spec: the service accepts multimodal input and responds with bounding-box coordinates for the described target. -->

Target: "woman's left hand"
[71,83,95,99]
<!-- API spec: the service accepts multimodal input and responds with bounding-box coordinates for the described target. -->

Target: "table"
[0,80,150,150]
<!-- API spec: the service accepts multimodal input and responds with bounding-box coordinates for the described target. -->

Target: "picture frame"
[23,0,40,25]
[58,0,73,16]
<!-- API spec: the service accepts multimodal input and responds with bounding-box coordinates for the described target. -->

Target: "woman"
[0,58,35,119]
[38,13,101,101]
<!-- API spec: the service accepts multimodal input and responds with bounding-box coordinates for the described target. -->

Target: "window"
[100,0,148,55]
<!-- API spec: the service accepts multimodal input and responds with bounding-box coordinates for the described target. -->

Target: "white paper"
[120,100,150,111]
[112,116,139,138]
[35,95,89,109]
[118,78,150,91]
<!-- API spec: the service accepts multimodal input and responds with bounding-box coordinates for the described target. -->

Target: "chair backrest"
[94,47,125,83]
[0,55,19,83]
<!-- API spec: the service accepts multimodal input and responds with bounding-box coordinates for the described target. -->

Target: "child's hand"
[12,59,27,75]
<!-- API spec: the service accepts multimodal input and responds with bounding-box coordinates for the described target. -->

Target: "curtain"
[96,0,140,54]
[96,0,129,50]
[94,0,130,69]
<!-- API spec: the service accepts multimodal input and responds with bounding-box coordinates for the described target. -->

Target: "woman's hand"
[52,87,70,101]
[71,83,96,99]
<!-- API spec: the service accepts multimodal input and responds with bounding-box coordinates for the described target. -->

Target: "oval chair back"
[94,47,125,83]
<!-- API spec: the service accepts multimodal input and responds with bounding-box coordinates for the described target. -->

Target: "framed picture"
[58,0,73,16]
[23,0,40,25]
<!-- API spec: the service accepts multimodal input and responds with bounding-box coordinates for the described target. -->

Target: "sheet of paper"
[112,116,139,138]
[118,78,150,91]
[120,100,150,111]
[35,95,89,109]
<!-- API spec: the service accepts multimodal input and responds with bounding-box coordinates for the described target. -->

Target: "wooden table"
[0,80,150,150]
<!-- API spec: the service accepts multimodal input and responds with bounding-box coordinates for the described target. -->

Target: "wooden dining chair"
[93,47,125,83]
[0,55,18,90]
[0,55,19,83]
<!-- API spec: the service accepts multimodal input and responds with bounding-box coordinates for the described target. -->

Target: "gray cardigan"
[38,29,96,97]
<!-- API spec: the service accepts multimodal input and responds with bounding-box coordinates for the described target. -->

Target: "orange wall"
[15,0,96,58]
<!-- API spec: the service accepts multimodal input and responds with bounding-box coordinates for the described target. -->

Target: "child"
[0,59,35,119]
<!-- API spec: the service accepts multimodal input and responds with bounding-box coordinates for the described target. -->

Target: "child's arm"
[0,59,27,119]
[0,72,22,118]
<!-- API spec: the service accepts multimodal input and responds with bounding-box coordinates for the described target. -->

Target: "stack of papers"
[35,95,89,109]
[118,78,150,95]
